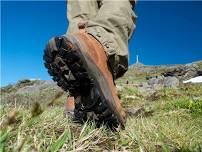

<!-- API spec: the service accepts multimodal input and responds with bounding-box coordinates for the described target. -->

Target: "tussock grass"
[1,81,202,151]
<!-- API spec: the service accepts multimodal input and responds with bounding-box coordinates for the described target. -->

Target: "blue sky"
[1,1,202,86]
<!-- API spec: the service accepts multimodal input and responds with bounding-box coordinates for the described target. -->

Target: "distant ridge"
[130,60,202,68]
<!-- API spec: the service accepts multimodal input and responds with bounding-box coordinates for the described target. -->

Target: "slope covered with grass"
[1,63,202,151]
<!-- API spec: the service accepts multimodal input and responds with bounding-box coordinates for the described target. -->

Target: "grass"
[164,98,202,117]
[0,79,202,151]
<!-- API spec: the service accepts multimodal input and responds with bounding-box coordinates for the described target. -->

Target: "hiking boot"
[65,91,120,129]
[43,26,126,129]
[64,96,88,123]
[64,96,75,118]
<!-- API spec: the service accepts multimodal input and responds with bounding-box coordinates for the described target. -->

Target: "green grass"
[164,98,202,117]
[1,81,202,151]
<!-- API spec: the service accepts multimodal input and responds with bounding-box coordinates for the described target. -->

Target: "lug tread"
[43,36,120,129]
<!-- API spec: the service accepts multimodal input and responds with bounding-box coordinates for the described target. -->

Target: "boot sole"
[43,36,123,129]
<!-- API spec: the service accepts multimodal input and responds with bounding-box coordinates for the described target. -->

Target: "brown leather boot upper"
[70,25,126,127]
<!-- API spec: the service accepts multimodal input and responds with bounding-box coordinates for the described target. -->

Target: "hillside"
[1,61,202,151]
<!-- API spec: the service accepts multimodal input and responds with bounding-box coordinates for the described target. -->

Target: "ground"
[0,63,202,152]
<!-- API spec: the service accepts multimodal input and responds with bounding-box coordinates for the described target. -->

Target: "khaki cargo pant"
[66,0,136,80]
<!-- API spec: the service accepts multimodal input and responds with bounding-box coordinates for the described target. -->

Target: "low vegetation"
[1,71,202,151]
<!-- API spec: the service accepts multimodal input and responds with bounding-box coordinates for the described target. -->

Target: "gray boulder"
[138,82,156,96]
[163,62,202,80]
[163,76,179,88]
[148,76,164,90]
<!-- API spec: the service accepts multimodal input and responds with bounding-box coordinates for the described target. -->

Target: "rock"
[138,82,156,96]
[126,107,145,116]
[126,107,154,117]
[148,76,164,90]
[1,80,65,106]
[162,61,202,80]
[137,76,179,96]
[148,77,162,86]
[163,76,179,88]
[16,80,56,94]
